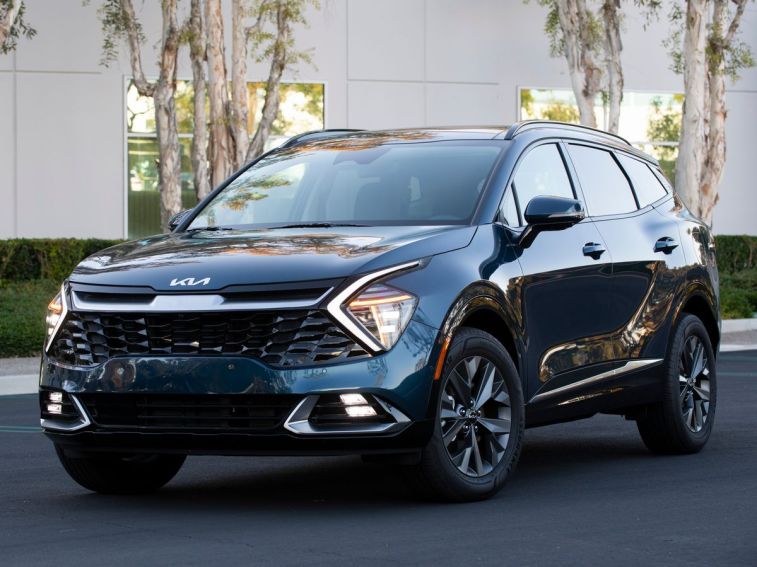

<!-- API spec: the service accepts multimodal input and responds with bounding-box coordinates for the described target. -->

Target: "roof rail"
[280,129,365,148]
[504,120,631,146]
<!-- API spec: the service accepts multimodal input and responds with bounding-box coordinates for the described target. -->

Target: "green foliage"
[93,0,140,68]
[0,0,36,54]
[0,239,123,282]
[716,235,757,319]
[0,279,59,357]
[716,235,757,273]
[249,0,320,69]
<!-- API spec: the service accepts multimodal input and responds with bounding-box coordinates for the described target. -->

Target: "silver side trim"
[70,288,333,313]
[530,358,663,404]
[325,261,421,353]
[44,283,68,353]
[40,395,92,432]
[284,394,410,436]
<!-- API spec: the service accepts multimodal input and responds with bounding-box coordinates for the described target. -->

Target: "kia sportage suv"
[40,121,719,501]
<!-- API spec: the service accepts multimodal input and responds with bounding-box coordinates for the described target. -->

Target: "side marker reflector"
[434,336,452,381]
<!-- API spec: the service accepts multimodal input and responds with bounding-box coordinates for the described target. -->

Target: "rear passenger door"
[500,142,614,398]
[565,143,686,362]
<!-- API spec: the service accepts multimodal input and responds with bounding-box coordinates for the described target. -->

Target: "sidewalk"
[2,320,755,396]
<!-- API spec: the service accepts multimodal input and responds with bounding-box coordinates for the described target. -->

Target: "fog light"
[48,392,63,403]
[340,393,368,406]
[345,405,377,418]
[46,403,63,415]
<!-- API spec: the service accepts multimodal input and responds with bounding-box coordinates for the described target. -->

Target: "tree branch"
[121,0,155,96]
[0,0,21,46]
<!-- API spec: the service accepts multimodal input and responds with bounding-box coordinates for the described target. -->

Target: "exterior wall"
[0,0,755,238]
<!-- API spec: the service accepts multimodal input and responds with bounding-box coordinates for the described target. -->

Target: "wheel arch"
[678,290,720,355]
[437,282,523,374]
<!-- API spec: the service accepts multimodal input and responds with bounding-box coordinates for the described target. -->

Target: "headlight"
[345,283,417,350]
[326,261,421,352]
[45,284,67,351]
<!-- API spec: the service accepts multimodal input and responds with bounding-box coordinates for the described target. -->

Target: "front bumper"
[40,320,440,455]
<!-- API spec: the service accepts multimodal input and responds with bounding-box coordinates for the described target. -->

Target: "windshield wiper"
[271,222,369,229]
[185,226,235,232]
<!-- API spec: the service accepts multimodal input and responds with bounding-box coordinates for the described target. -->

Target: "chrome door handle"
[655,237,679,254]
[583,242,606,259]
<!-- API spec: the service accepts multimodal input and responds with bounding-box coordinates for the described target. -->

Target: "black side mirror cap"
[519,196,585,247]
[168,209,193,231]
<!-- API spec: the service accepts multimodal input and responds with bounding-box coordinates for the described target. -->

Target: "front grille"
[49,310,368,367]
[78,393,300,432]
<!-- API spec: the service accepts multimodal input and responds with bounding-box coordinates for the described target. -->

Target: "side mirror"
[168,209,193,231]
[519,196,585,247]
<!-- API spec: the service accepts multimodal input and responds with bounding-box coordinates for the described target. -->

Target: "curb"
[722,319,757,333]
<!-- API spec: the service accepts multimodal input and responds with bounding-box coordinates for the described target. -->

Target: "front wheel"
[636,314,717,454]
[408,327,524,502]
[55,446,186,494]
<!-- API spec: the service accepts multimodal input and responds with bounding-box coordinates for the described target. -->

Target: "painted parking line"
[0,425,42,433]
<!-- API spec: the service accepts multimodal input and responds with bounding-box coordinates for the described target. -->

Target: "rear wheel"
[636,314,717,454]
[55,446,185,494]
[408,327,524,502]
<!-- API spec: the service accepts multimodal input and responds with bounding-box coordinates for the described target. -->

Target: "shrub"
[0,239,122,282]
[0,279,60,357]
[715,235,757,274]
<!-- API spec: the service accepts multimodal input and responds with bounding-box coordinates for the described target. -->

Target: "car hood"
[70,225,477,291]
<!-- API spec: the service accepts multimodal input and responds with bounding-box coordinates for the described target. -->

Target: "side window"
[617,154,668,207]
[509,144,574,222]
[568,144,638,217]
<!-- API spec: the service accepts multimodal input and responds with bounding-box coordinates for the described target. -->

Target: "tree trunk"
[602,0,623,134]
[230,0,249,168]
[0,0,21,46]
[675,0,708,216]
[205,0,233,187]
[155,0,182,230]
[246,1,288,161]
[188,0,211,201]
[555,0,601,128]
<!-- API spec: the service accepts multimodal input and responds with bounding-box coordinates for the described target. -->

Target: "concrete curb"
[0,375,38,396]
[722,319,757,333]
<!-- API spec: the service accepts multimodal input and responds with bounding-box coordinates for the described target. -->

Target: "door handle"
[583,242,606,259]
[655,236,679,254]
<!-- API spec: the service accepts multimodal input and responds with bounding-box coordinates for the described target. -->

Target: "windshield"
[188,140,503,230]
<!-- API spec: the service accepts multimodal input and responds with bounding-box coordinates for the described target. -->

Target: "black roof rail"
[280,129,365,148]
[504,120,631,146]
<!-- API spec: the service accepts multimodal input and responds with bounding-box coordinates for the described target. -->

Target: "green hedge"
[0,238,123,282]
[715,235,757,273]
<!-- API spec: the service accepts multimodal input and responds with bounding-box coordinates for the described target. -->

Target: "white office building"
[1,0,755,239]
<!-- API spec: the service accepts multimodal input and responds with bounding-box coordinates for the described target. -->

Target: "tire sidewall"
[665,314,717,447]
[426,328,524,498]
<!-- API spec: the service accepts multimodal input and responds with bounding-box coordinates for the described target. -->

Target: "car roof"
[281,121,659,166]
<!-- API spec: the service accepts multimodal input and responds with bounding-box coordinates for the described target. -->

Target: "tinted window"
[617,154,668,207]
[568,144,637,216]
[511,144,574,221]
[189,142,503,229]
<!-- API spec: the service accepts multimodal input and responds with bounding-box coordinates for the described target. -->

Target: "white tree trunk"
[154,0,182,229]
[675,0,708,216]
[555,0,602,128]
[189,0,211,201]
[246,1,289,161]
[0,0,21,46]
[602,0,623,134]
[205,0,234,187]
[230,0,249,168]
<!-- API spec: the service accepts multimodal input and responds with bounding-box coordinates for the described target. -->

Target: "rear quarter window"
[616,153,668,207]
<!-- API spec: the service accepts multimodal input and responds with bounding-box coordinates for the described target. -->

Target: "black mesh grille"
[78,393,300,432]
[49,310,368,367]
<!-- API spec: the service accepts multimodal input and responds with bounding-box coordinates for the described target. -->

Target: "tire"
[55,446,186,494]
[407,327,524,502]
[636,314,717,454]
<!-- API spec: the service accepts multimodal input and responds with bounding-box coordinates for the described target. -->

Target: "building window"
[519,88,682,183]
[126,80,325,239]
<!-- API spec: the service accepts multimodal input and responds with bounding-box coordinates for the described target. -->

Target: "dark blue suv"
[41,121,719,501]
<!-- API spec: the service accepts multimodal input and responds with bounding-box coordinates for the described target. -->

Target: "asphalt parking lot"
[1,351,755,566]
